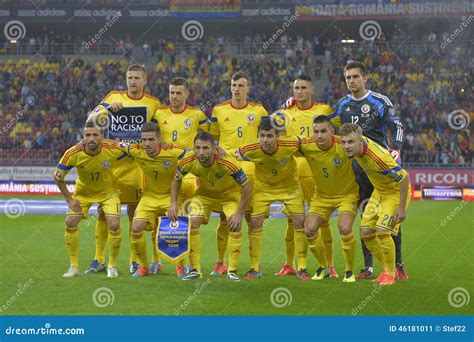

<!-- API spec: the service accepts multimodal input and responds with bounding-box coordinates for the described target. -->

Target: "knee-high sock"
[393,226,403,265]
[128,219,137,265]
[217,221,229,263]
[131,231,148,267]
[94,219,108,264]
[228,232,242,272]
[248,228,263,271]
[306,234,327,268]
[361,233,383,270]
[189,230,201,272]
[65,227,79,268]
[361,238,374,268]
[320,223,333,266]
[294,228,308,270]
[285,220,295,265]
[341,232,356,272]
[108,230,122,268]
[151,224,161,263]
[377,232,395,276]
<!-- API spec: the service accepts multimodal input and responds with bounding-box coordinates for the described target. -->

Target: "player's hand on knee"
[67,198,82,213]
[395,207,406,224]
[228,212,243,232]
[109,102,124,112]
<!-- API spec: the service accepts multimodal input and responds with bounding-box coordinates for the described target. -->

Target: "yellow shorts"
[296,157,315,203]
[113,161,144,204]
[68,193,121,218]
[188,190,241,224]
[133,194,170,226]
[251,186,305,218]
[308,192,359,222]
[360,190,411,234]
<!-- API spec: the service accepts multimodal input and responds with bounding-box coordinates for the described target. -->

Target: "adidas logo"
[345,107,350,112]
[224,117,230,121]
[163,120,168,124]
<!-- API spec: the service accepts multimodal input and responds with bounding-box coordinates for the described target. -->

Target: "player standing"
[236,118,307,280]
[278,75,337,277]
[86,64,163,275]
[340,124,410,285]
[209,71,267,276]
[54,121,124,278]
[299,116,359,282]
[329,61,407,280]
[169,131,253,281]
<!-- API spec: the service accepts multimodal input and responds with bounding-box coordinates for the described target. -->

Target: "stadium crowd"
[0,36,471,166]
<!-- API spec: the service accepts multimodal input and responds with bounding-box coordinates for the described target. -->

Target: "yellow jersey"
[355,137,409,195]
[54,142,124,200]
[150,105,209,149]
[236,136,300,191]
[279,102,333,139]
[120,143,185,197]
[93,91,162,188]
[210,100,268,152]
[177,151,248,194]
[299,136,358,197]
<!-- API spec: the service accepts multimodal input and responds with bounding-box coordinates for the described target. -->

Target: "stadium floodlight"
[9,39,17,44]
[341,39,355,44]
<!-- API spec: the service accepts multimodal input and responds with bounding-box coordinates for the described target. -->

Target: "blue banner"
[0,316,472,341]
[157,216,190,264]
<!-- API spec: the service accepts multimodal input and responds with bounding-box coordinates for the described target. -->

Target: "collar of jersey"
[350,90,371,102]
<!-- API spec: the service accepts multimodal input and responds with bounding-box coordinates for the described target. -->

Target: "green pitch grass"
[0,201,472,315]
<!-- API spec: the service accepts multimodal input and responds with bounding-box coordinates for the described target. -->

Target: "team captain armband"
[381,165,406,183]
[231,169,248,186]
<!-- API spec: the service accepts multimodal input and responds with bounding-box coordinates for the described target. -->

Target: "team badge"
[333,156,342,167]
[169,220,180,229]
[102,160,110,169]
[280,158,288,165]
[163,160,172,169]
[184,119,192,128]
[55,171,62,179]
[247,114,256,123]
[361,104,370,114]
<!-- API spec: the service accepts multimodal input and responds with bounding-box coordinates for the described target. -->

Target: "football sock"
[128,219,137,265]
[361,238,374,268]
[248,228,263,271]
[94,219,108,264]
[189,229,201,272]
[108,229,122,268]
[394,226,403,265]
[151,223,161,263]
[377,232,396,277]
[217,220,229,263]
[284,219,295,266]
[227,232,242,272]
[361,233,383,270]
[306,234,327,268]
[65,227,79,268]
[341,232,356,272]
[131,231,148,267]
[320,223,333,266]
[294,228,308,270]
